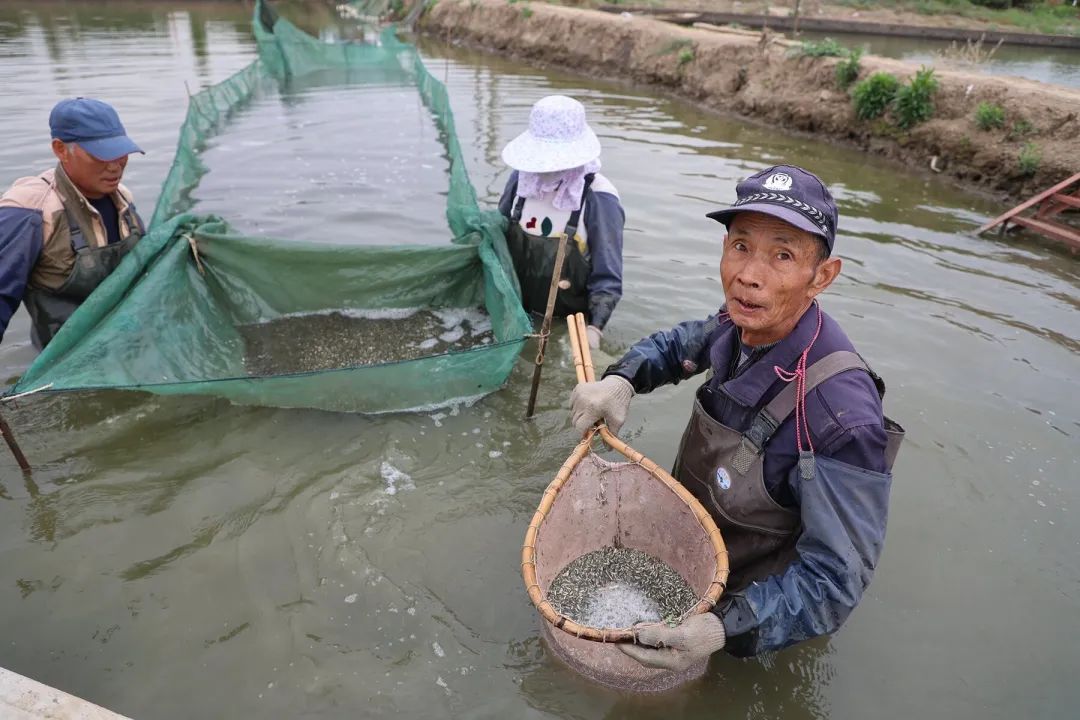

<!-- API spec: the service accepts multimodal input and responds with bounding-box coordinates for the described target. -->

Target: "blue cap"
[707,165,838,254]
[49,98,143,162]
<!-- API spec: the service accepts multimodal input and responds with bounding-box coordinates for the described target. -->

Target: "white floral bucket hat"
[501,95,601,173]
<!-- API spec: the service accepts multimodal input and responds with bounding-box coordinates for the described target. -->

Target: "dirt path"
[421,0,1080,201]
[573,1,1080,36]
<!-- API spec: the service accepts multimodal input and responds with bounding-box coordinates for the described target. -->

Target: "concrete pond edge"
[0,666,131,719]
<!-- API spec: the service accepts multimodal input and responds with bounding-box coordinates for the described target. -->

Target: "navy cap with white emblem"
[706,164,839,254]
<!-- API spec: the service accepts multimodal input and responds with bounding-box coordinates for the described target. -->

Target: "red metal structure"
[977,173,1080,252]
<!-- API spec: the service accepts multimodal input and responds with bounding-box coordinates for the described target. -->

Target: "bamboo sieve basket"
[520,313,729,692]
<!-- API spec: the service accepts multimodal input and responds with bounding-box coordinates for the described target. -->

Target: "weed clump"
[835,48,863,89]
[893,67,939,129]
[797,38,847,57]
[852,72,900,120]
[1008,118,1034,139]
[974,101,1006,131]
[1018,142,1041,176]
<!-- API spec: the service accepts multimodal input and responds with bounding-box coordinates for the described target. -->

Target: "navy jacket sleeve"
[602,314,721,393]
[716,419,892,657]
[0,207,44,342]
[583,190,624,331]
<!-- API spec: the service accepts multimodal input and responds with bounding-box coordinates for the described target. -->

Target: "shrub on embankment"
[893,67,940,129]
[975,101,1007,130]
[853,72,901,120]
[795,38,863,90]
[421,0,1080,199]
[834,49,863,90]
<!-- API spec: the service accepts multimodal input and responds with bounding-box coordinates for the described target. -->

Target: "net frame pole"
[0,410,30,472]
[525,232,570,418]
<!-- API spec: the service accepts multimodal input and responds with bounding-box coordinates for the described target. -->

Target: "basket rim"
[521,425,730,643]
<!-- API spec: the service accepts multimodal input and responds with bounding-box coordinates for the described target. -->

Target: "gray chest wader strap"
[63,196,142,251]
[510,195,526,224]
[63,202,92,251]
[729,351,870,475]
[123,201,144,235]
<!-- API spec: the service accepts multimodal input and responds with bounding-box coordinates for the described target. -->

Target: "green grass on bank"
[832,0,1080,36]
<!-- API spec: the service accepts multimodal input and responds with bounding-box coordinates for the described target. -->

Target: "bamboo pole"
[0,409,30,472]
[525,232,570,418]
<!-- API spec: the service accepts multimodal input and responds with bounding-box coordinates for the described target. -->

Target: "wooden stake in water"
[526,232,570,418]
[0,409,30,472]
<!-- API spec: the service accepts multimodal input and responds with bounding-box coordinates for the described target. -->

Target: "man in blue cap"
[0,97,145,349]
[570,165,903,665]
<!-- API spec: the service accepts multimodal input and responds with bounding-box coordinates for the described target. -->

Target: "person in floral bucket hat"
[498,95,625,349]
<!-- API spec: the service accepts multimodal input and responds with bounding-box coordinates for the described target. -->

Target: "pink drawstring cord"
[773,302,823,454]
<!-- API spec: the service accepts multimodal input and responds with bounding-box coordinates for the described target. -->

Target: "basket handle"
[565,313,593,385]
[575,312,598,383]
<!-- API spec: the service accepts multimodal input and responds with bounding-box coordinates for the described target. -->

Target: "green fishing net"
[8,0,529,413]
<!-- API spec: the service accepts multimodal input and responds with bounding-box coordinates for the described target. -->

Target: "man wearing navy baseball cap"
[571,165,904,668]
[0,97,145,349]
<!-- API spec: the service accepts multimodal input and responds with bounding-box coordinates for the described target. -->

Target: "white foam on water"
[380,462,415,495]
[433,307,488,329]
[433,308,465,329]
[271,307,423,322]
[344,593,358,604]
[432,641,445,658]
[439,327,465,343]
[581,582,663,629]
[371,392,488,417]
[469,315,493,336]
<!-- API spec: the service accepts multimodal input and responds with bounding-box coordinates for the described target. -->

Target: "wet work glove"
[585,325,602,350]
[619,612,727,672]
[569,375,634,435]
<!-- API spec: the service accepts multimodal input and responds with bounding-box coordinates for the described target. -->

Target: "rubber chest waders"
[673,351,905,593]
[24,185,143,349]
[505,174,593,318]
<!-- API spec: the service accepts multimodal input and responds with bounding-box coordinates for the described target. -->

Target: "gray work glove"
[569,375,634,435]
[585,325,602,350]
[619,612,727,672]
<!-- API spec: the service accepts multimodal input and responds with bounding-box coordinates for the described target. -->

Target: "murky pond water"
[801,30,1080,89]
[1,3,1078,719]
[191,68,452,243]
